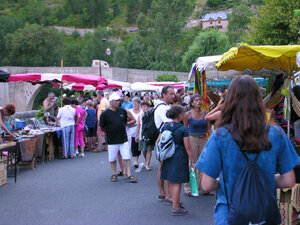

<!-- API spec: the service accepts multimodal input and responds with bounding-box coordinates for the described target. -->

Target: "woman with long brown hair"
[196,75,299,224]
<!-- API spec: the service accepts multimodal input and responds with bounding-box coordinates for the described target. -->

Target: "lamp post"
[99,38,107,77]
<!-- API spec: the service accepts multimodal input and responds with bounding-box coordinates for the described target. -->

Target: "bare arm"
[75,113,81,126]
[43,99,54,112]
[205,97,223,120]
[135,115,141,143]
[184,111,190,127]
[126,110,136,126]
[202,173,220,192]
[0,116,12,135]
[205,111,221,122]
[183,137,196,167]
[207,120,212,135]
[275,170,296,189]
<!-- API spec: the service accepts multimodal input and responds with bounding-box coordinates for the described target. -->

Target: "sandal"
[158,195,166,201]
[117,171,123,176]
[123,174,128,180]
[110,175,118,182]
[184,192,193,197]
[126,175,138,183]
[165,199,184,207]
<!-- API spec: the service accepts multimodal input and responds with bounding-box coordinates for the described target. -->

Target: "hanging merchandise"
[189,168,199,197]
[193,68,209,111]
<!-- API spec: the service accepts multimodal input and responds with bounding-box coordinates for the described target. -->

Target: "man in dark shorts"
[100,92,138,183]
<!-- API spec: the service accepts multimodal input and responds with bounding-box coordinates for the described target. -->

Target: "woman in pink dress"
[71,99,87,157]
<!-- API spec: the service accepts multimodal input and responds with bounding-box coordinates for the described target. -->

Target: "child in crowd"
[85,100,97,151]
[159,105,196,216]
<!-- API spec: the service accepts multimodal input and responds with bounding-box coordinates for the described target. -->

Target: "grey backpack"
[156,124,181,161]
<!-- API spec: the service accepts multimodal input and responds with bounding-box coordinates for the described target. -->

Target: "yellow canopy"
[216,43,300,76]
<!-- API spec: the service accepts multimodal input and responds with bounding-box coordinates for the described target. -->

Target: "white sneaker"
[79,153,85,157]
[75,150,79,155]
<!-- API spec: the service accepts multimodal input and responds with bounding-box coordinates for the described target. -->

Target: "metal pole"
[99,60,102,77]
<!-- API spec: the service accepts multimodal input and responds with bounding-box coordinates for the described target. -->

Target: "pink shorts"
[97,125,105,136]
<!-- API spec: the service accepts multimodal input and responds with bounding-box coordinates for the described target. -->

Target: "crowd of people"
[1,74,299,223]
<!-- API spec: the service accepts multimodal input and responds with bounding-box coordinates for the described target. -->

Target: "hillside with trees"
[0,0,299,72]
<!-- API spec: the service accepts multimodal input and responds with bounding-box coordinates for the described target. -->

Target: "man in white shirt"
[154,85,175,202]
[57,98,76,159]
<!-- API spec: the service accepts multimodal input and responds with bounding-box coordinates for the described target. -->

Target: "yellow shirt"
[97,97,109,120]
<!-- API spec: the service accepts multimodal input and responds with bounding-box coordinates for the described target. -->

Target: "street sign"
[106,48,111,56]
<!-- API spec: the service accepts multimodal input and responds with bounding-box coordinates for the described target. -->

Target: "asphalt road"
[0,151,215,225]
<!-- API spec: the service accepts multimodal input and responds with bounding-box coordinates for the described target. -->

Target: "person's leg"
[184,135,198,195]
[96,125,102,151]
[61,127,68,158]
[170,182,181,209]
[69,125,75,156]
[146,150,152,168]
[74,126,79,154]
[157,162,165,198]
[78,127,85,156]
[87,137,91,150]
[197,136,207,194]
[108,145,118,176]
[165,180,171,201]
[131,137,140,167]
[65,126,71,156]
[120,142,137,182]
[294,119,300,138]
[117,151,124,174]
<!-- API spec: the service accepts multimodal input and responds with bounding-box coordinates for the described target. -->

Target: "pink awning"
[8,73,107,86]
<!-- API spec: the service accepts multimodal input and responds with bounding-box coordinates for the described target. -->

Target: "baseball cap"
[109,92,121,102]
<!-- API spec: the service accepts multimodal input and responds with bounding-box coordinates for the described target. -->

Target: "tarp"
[8,73,107,86]
[188,55,223,80]
[130,82,160,92]
[64,82,122,91]
[0,70,10,82]
[216,43,300,76]
[188,78,269,89]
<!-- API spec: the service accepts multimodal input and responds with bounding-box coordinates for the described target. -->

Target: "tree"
[113,45,128,68]
[140,0,153,14]
[156,73,179,82]
[244,0,300,45]
[227,3,252,44]
[0,16,24,65]
[3,24,63,66]
[127,0,140,24]
[206,0,222,7]
[182,29,230,71]
[111,0,120,17]
[146,0,189,71]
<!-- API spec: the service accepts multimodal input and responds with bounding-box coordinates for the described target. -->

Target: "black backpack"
[220,148,281,225]
[141,103,166,145]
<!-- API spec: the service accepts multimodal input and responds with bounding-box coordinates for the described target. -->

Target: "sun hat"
[109,92,121,102]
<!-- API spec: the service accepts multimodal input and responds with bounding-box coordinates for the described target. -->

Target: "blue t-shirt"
[85,108,96,128]
[196,125,300,225]
[121,101,133,110]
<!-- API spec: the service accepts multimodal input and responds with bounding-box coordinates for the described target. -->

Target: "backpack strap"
[219,148,230,212]
[155,102,168,130]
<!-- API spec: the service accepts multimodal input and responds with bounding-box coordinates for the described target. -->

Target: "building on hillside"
[201,11,228,32]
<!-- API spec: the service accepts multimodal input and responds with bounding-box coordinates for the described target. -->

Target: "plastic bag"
[189,168,199,196]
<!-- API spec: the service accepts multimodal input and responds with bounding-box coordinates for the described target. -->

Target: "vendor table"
[0,142,17,183]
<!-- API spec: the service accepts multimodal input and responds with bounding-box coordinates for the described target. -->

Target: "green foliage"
[156,73,179,82]
[0,15,24,64]
[113,45,128,67]
[36,106,45,119]
[182,29,230,70]
[127,0,140,24]
[3,24,63,66]
[206,0,222,7]
[244,0,300,45]
[227,3,252,44]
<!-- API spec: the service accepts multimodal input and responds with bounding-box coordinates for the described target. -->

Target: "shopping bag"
[189,168,199,196]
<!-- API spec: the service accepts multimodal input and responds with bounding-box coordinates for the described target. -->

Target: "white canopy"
[130,82,160,92]
[188,55,223,80]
